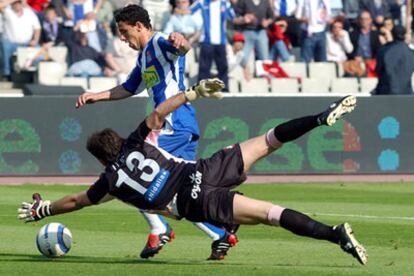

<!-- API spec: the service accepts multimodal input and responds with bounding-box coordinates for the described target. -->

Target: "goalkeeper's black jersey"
[87,120,195,210]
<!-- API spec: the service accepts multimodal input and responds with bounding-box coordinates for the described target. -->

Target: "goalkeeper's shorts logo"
[189,171,202,199]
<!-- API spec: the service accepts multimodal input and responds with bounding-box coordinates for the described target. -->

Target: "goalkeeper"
[18,79,367,265]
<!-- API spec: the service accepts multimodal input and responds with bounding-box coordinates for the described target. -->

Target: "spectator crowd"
[0,0,413,94]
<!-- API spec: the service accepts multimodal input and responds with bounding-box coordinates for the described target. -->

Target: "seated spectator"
[0,0,41,79]
[378,16,394,45]
[78,12,108,53]
[326,16,353,63]
[359,0,391,26]
[374,25,414,95]
[65,28,108,77]
[23,4,66,69]
[163,0,201,45]
[349,10,381,60]
[268,19,291,62]
[227,32,246,78]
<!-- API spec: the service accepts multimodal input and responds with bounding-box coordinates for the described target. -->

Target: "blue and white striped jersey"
[122,32,199,138]
[191,0,235,45]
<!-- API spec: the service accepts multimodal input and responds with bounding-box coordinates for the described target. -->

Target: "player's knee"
[267,205,286,226]
[266,129,283,149]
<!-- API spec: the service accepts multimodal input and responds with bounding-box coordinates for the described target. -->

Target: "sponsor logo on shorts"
[189,171,202,199]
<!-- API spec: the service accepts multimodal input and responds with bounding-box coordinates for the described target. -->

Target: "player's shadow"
[0,253,357,268]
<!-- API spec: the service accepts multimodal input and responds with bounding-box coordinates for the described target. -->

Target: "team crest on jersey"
[146,50,153,63]
[143,65,161,88]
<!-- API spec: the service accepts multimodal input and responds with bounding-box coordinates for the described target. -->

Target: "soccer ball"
[36,223,72,257]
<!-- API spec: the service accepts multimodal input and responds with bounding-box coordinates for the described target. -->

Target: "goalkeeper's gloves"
[17,193,51,222]
[184,78,225,101]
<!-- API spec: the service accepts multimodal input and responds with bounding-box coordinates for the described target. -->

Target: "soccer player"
[19,79,367,265]
[75,5,235,260]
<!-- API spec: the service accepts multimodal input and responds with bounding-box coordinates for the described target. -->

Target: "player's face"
[117,21,141,50]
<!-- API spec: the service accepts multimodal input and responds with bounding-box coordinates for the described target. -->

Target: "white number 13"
[115,151,160,195]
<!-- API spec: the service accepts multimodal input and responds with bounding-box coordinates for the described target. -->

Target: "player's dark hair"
[87,129,124,165]
[114,4,152,29]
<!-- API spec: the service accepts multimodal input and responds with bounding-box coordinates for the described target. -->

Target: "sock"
[194,222,226,241]
[279,209,339,244]
[140,211,167,235]
[272,115,321,143]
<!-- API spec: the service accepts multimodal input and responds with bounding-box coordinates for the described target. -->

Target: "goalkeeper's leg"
[232,194,367,265]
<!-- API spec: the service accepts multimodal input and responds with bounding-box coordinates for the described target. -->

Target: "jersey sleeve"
[157,36,182,56]
[125,119,152,147]
[86,174,110,204]
[122,63,145,94]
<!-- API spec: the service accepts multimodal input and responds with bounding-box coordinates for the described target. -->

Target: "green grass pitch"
[1,183,413,275]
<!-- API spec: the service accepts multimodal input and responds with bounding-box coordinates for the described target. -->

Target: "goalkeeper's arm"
[18,192,113,222]
[146,78,224,130]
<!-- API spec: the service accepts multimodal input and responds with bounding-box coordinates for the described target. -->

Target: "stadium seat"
[308,62,337,79]
[228,65,244,81]
[48,47,68,64]
[240,78,269,93]
[360,78,378,94]
[37,62,67,85]
[89,77,118,91]
[280,62,307,78]
[271,78,299,94]
[60,77,88,89]
[331,78,359,94]
[16,47,38,71]
[301,78,330,93]
[228,78,240,93]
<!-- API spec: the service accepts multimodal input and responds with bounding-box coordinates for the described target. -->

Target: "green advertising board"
[0,96,412,175]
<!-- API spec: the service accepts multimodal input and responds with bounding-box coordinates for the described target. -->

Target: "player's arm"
[17,191,114,222]
[168,32,192,55]
[146,78,225,130]
[75,85,132,108]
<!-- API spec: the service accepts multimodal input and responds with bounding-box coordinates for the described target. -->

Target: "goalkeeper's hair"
[87,128,124,165]
[114,4,152,29]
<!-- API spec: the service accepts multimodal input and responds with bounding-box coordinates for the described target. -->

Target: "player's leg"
[240,95,357,172]
[198,43,214,81]
[139,211,175,259]
[232,194,368,265]
[175,138,239,260]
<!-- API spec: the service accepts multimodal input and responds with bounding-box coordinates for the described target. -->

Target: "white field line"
[308,212,414,222]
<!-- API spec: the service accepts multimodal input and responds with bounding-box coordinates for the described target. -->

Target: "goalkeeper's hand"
[184,78,225,102]
[17,193,51,223]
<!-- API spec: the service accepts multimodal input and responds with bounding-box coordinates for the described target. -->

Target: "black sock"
[279,209,339,244]
[273,115,321,143]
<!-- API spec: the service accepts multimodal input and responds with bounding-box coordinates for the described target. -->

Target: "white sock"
[140,211,167,235]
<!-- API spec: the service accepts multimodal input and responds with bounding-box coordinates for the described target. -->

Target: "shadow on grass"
[0,253,358,269]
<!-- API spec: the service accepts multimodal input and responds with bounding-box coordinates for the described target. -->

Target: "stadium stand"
[271,78,299,94]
